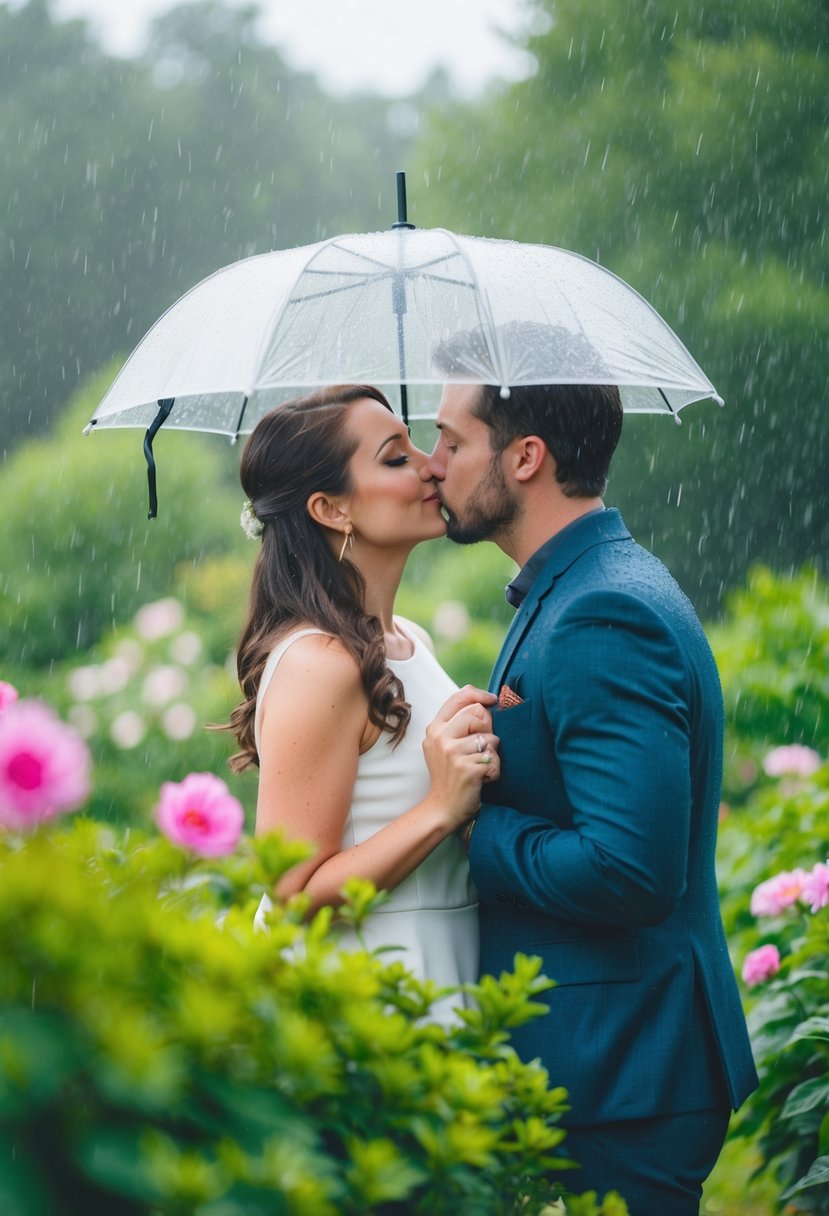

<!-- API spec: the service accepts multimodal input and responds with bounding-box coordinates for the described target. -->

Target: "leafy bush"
[0,685,626,1215]
[28,592,255,829]
[709,564,829,806]
[0,819,626,1215]
[0,368,244,670]
[724,763,829,1212]
[709,566,829,1210]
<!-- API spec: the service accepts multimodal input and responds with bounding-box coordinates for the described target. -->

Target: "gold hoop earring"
[338,528,353,563]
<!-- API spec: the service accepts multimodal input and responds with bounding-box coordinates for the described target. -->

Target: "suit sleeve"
[468,590,692,927]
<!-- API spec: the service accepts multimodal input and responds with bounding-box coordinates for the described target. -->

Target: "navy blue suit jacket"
[469,509,757,1127]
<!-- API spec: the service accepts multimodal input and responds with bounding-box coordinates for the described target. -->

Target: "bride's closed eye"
[384,455,409,467]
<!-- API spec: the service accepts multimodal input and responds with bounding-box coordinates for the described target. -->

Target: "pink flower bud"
[763,745,822,778]
[0,700,91,830]
[741,944,781,988]
[801,862,829,915]
[750,870,809,917]
[155,772,244,857]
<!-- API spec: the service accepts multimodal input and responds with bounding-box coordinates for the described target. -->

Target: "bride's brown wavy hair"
[224,385,411,772]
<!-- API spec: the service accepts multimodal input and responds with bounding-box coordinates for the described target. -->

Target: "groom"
[424,332,758,1214]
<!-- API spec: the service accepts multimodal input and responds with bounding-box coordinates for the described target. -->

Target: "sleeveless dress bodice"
[254,621,479,1026]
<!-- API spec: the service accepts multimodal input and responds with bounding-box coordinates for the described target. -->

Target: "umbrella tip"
[499,386,511,399]
[714,394,725,407]
[82,421,95,436]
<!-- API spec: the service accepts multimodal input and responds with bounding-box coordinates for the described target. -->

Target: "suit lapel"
[489,590,548,694]
[490,509,631,694]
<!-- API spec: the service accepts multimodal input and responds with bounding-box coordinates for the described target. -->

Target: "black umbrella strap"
[144,398,175,519]
[658,388,682,426]
[231,395,249,445]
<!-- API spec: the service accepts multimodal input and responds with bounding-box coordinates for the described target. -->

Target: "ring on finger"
[475,734,486,754]
[476,751,492,765]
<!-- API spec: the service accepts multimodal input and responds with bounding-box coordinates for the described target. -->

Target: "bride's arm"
[255,633,497,911]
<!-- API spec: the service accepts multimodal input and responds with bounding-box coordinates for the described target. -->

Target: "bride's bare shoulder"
[272,628,361,687]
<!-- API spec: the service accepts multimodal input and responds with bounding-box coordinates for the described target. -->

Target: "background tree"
[413,0,829,614]
[0,0,413,445]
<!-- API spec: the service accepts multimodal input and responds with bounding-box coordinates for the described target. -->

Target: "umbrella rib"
[321,240,468,282]
[304,247,472,283]
[286,274,394,305]
[287,244,476,306]
[318,240,472,279]
[285,267,477,306]
[412,271,475,289]
[322,241,401,273]
[435,228,507,384]
[302,268,388,280]
[398,252,467,274]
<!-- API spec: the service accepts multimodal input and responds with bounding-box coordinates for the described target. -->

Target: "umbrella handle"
[143,398,175,519]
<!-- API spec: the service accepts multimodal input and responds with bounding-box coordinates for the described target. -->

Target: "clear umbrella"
[84,174,722,514]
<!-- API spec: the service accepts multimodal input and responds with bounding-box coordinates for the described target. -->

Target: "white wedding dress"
[253,619,479,1027]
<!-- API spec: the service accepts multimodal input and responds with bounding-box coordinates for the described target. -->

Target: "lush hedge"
[0,811,627,1215]
[710,566,829,1212]
[0,372,244,673]
[5,559,828,1213]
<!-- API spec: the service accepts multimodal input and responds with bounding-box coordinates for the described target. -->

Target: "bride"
[226,384,499,1024]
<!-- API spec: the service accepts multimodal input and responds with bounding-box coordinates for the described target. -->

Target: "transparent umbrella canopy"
[85,174,722,515]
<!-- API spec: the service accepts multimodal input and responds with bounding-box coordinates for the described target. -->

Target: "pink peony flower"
[763,745,822,778]
[742,944,781,987]
[0,682,19,714]
[134,597,184,642]
[801,862,829,914]
[0,700,92,830]
[750,869,810,917]
[155,772,244,857]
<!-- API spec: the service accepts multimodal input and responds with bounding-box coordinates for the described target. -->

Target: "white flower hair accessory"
[240,500,264,540]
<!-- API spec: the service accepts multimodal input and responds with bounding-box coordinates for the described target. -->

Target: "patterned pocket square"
[498,684,524,709]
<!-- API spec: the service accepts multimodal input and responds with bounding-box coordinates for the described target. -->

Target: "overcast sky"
[43,0,536,96]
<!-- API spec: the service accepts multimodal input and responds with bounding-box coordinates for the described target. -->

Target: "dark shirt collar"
[505,507,606,609]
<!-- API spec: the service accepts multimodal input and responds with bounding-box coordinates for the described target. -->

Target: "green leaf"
[818,1110,829,1156]
[781,1077,829,1120]
[786,1016,829,1046]
[74,1127,165,1203]
[0,1154,53,1216]
[345,1137,426,1204]
[782,1154,829,1198]
[0,1006,83,1114]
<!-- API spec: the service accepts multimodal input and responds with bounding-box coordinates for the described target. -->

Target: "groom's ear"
[306,491,350,532]
[510,434,548,483]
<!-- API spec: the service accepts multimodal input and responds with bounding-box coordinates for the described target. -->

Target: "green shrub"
[0,820,626,1215]
[699,567,829,1213]
[0,367,244,670]
[30,592,254,829]
[709,564,829,806]
[710,564,829,1213]
[724,764,829,1212]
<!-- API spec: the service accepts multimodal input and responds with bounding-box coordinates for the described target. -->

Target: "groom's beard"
[441,453,520,545]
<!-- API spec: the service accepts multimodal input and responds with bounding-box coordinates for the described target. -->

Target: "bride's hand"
[422,686,501,829]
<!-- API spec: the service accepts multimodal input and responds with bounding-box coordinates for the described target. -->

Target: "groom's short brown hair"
[434,324,623,498]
